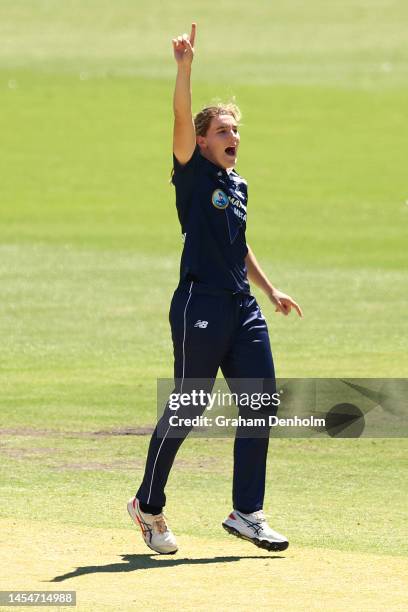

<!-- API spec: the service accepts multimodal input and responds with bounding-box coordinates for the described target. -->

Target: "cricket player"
[128,23,302,554]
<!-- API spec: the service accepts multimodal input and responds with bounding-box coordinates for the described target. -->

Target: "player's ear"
[196,134,207,148]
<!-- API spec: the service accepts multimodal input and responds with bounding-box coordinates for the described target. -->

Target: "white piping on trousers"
[147,281,193,504]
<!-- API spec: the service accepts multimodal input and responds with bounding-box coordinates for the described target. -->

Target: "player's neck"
[199,149,235,174]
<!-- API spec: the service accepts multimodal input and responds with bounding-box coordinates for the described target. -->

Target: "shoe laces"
[251,510,266,523]
[151,513,169,534]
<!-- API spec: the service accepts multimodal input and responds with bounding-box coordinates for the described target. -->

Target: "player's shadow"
[49,552,285,582]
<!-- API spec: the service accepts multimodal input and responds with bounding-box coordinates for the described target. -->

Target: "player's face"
[197,114,240,170]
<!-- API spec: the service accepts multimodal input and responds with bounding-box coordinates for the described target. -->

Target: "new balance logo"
[194,320,208,329]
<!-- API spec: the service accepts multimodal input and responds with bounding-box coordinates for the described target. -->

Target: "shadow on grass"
[49,552,285,582]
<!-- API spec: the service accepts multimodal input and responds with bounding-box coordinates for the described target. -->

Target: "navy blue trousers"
[136,281,276,513]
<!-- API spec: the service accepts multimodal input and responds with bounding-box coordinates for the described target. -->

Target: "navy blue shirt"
[172,145,250,294]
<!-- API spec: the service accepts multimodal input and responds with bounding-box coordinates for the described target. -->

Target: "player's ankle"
[139,500,163,515]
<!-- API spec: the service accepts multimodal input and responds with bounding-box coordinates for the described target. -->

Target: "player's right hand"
[172,23,196,66]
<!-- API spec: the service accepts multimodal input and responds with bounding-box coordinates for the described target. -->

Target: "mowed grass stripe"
[1,73,407,269]
[0,245,406,414]
[0,435,406,556]
[0,0,407,87]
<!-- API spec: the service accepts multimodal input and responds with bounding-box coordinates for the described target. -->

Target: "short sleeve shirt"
[172,146,250,294]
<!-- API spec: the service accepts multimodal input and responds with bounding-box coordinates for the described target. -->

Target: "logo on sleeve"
[211,189,229,210]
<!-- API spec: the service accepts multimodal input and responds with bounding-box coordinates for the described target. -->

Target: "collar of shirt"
[197,150,237,179]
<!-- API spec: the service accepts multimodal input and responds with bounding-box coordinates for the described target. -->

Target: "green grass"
[0,0,407,563]
[1,0,407,87]
[1,436,407,556]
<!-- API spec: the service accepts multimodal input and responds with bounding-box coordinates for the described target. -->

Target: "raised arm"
[172,23,197,165]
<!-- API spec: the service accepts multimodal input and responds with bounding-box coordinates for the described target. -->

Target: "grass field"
[0,1,407,610]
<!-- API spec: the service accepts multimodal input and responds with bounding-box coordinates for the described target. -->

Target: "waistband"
[177,279,250,297]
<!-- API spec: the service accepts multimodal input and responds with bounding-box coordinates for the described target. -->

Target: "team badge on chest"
[211,189,229,210]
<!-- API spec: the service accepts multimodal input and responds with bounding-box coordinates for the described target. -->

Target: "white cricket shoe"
[222,509,289,552]
[127,497,178,554]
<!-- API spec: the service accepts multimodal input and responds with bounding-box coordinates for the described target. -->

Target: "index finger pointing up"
[190,22,197,46]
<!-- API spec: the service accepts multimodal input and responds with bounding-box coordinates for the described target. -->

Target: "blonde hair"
[194,102,242,136]
[170,101,242,183]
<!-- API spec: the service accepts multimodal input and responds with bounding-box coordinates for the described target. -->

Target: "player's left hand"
[268,288,303,317]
